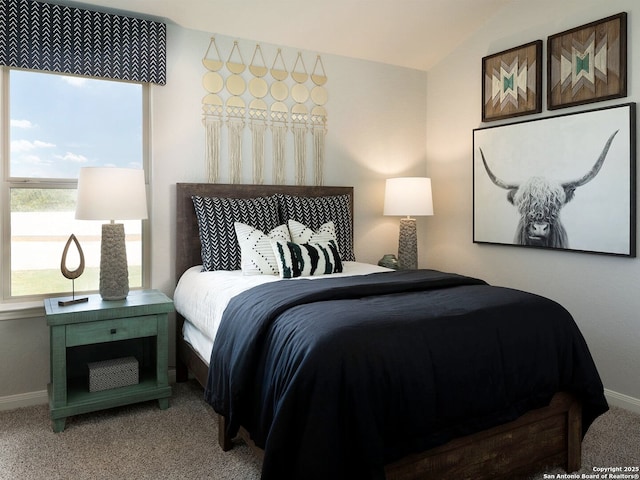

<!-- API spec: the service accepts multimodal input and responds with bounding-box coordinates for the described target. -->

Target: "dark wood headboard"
[175,183,354,284]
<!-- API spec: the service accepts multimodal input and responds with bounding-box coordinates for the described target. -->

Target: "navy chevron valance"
[0,0,166,85]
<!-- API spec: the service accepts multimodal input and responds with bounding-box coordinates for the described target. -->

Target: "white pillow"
[287,219,338,246]
[271,239,343,279]
[234,222,290,275]
[274,193,355,261]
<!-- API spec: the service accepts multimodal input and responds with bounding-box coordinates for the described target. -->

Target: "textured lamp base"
[100,223,129,300]
[398,218,418,270]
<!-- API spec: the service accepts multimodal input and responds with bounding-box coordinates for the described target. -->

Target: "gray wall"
[426,0,640,411]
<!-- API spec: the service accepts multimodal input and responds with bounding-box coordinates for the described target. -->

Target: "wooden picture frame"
[548,12,627,110]
[473,103,636,257]
[481,40,542,122]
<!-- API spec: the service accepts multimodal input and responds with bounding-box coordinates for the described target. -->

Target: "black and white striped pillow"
[271,239,343,279]
[192,195,279,271]
[274,194,355,261]
[234,222,290,275]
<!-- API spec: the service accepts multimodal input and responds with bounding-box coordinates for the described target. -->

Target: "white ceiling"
[64,0,511,71]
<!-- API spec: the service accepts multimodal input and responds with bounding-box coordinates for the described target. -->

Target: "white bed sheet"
[175,261,391,363]
[182,319,214,364]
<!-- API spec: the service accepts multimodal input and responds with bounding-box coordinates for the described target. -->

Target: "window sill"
[0,300,46,321]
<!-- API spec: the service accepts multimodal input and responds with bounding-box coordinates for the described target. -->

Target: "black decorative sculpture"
[58,234,89,306]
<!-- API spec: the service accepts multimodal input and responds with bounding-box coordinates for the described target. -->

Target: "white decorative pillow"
[234,222,291,275]
[271,239,343,279]
[274,194,355,261]
[287,219,338,246]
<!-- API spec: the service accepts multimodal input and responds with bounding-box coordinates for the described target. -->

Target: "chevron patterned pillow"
[192,195,279,271]
[271,239,343,279]
[234,222,290,275]
[274,194,355,261]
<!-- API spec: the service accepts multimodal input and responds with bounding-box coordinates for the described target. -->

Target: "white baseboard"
[604,388,640,415]
[0,368,178,412]
[2,377,638,415]
[0,389,48,411]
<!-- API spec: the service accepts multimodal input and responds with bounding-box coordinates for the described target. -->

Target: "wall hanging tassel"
[202,101,223,183]
[227,117,244,184]
[271,123,287,184]
[203,116,221,182]
[312,124,326,186]
[250,122,266,184]
[293,124,308,185]
[226,98,246,184]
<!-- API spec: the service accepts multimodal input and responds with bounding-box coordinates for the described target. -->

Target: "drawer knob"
[110,328,117,334]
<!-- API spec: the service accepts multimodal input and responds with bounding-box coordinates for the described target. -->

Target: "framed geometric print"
[482,40,542,122]
[548,12,627,110]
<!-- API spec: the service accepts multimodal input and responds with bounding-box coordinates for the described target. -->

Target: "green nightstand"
[44,289,174,432]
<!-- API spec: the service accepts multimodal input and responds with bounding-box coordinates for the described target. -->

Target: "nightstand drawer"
[66,316,158,347]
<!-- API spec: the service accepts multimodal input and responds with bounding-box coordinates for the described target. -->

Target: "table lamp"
[383,177,433,269]
[75,167,147,300]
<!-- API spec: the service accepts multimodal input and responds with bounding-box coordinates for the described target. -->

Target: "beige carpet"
[1,381,638,479]
[0,381,261,480]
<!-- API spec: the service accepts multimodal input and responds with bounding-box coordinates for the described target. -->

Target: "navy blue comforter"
[205,269,608,480]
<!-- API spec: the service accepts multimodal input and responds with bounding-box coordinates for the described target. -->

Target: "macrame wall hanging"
[270,49,289,185]
[202,37,223,182]
[291,52,309,185]
[225,42,246,184]
[311,56,328,186]
[201,38,329,185]
[248,45,268,184]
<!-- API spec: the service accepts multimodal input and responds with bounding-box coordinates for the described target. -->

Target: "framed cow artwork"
[473,102,636,257]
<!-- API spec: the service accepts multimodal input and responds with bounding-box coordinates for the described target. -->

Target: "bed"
[174,182,608,480]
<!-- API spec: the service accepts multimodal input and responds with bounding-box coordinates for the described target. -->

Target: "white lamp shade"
[75,167,148,221]
[383,177,434,216]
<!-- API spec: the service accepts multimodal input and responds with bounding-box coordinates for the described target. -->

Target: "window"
[2,67,148,300]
